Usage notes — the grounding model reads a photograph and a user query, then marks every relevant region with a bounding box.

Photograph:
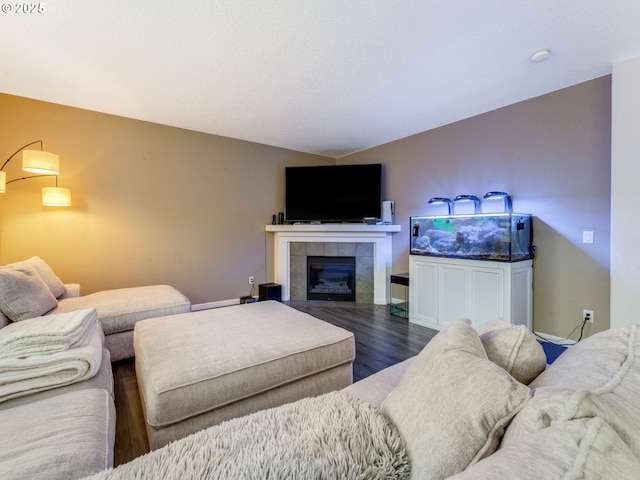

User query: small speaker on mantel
[382,200,395,224]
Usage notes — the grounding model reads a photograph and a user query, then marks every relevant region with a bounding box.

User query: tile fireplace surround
[265,224,402,305]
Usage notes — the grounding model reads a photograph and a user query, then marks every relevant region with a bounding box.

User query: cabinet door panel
[511,265,533,327]
[470,268,504,328]
[410,261,437,326]
[439,265,467,327]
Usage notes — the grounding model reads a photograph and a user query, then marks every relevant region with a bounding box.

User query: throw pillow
[502,324,640,458]
[381,319,531,480]
[477,319,546,384]
[449,417,640,480]
[0,265,58,322]
[8,256,66,299]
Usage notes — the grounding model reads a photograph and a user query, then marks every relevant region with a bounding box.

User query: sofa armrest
[59,284,82,299]
[342,357,415,408]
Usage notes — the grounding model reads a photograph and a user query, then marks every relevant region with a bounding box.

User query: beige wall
[0,94,331,303]
[341,76,612,338]
[1,76,612,338]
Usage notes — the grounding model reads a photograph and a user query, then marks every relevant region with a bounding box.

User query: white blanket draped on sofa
[0,308,103,403]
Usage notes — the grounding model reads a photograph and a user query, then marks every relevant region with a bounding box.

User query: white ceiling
[2,1,640,158]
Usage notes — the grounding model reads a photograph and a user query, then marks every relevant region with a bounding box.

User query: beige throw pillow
[0,265,58,322]
[381,319,531,480]
[9,256,66,299]
[478,319,547,384]
[502,324,640,458]
[449,417,640,480]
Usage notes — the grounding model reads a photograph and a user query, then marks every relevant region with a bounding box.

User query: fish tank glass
[410,213,533,262]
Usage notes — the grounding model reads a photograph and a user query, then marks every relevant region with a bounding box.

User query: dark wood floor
[112,301,437,466]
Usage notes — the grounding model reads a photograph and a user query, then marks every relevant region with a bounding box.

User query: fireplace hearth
[307,256,356,302]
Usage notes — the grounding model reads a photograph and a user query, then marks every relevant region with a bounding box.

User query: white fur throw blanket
[0,308,102,402]
[85,391,411,480]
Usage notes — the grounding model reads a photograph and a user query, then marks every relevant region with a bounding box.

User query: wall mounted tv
[285,163,383,223]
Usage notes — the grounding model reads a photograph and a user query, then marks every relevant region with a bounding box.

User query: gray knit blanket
[85,391,410,480]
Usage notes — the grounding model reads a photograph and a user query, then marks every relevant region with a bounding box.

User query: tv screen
[285,164,382,223]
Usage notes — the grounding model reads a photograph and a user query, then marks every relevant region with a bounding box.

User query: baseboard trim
[191,298,241,311]
[534,331,577,346]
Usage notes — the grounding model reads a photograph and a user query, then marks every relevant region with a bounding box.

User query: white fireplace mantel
[265,224,402,305]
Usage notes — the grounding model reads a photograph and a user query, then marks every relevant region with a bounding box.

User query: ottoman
[134,301,355,449]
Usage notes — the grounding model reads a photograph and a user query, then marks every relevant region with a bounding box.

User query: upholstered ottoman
[134,300,355,449]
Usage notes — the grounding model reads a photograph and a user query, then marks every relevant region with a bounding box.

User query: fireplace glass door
[307,256,356,301]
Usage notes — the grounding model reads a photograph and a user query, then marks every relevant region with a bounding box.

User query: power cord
[535,313,590,346]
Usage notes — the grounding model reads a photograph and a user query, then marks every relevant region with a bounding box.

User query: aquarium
[410,213,533,262]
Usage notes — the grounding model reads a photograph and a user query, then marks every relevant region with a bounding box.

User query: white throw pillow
[478,319,547,384]
[8,256,66,299]
[0,265,58,322]
[381,319,531,479]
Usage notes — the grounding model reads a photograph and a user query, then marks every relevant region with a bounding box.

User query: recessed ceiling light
[530,48,551,63]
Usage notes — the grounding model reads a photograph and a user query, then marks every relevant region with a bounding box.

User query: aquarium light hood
[428,197,454,214]
[483,191,513,213]
[453,194,481,213]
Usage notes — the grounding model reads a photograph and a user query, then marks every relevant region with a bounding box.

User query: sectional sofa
[2,256,639,479]
[82,318,640,480]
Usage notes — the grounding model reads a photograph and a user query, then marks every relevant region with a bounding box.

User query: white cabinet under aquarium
[409,256,533,331]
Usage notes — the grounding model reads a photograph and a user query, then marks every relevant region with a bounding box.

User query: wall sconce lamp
[453,195,482,213]
[0,140,71,206]
[428,197,454,215]
[483,191,513,213]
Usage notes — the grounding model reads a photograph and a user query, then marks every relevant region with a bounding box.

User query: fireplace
[307,256,356,302]
[265,223,401,304]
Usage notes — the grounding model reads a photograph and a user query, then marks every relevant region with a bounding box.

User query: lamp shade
[0,171,5,193]
[22,150,60,175]
[42,187,71,206]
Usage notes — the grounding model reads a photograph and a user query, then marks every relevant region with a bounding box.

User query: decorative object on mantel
[0,140,71,206]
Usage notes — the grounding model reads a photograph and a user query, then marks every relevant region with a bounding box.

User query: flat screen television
[285,163,382,223]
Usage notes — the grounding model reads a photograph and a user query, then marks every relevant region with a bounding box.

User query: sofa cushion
[502,324,640,458]
[9,256,66,299]
[0,265,58,322]
[0,388,115,480]
[381,319,531,480]
[50,285,191,335]
[477,319,547,384]
[449,417,640,480]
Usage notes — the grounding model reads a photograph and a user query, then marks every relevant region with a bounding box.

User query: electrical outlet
[583,309,594,324]
[249,276,255,285]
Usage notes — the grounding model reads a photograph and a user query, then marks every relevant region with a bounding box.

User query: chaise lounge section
[0,256,191,361]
